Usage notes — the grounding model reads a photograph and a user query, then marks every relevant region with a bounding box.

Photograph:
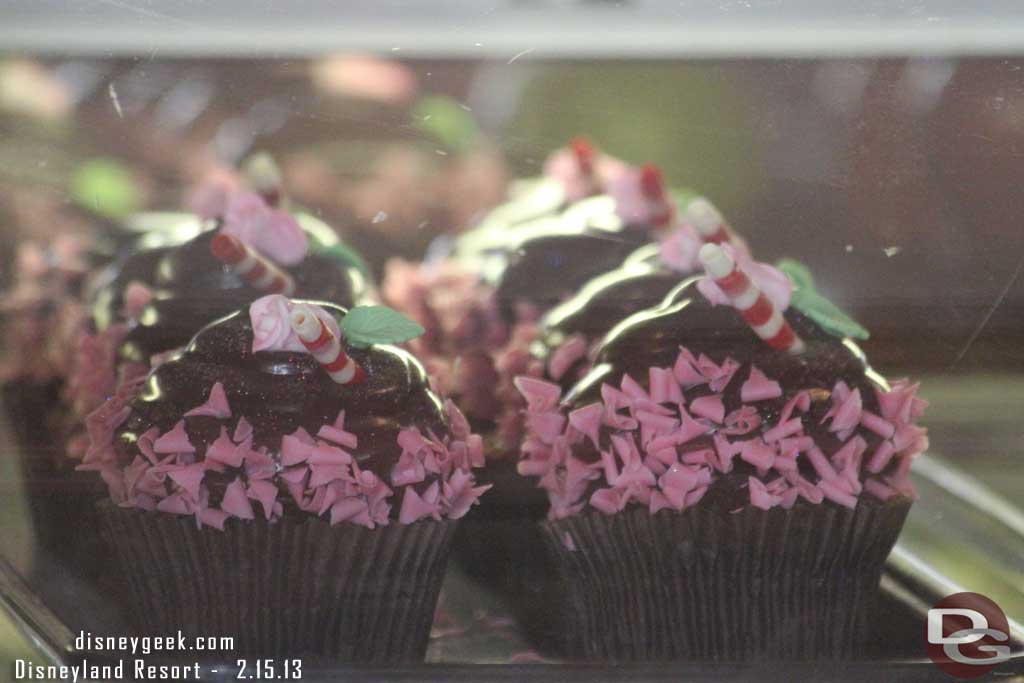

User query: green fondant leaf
[340,305,425,348]
[776,258,816,291]
[314,242,372,280]
[776,258,870,340]
[71,158,142,219]
[670,187,701,212]
[413,96,480,154]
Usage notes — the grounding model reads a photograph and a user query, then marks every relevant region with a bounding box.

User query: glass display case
[1,2,1022,681]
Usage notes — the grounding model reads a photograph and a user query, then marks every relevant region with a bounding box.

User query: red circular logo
[927,592,1012,678]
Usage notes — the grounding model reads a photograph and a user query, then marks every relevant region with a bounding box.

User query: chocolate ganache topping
[483,196,665,322]
[577,277,880,405]
[117,302,444,475]
[539,244,682,358]
[82,300,488,527]
[117,229,366,365]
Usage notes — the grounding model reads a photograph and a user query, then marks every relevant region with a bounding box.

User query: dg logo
[927,592,1013,678]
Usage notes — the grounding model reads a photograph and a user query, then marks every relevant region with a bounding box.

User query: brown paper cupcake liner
[543,496,912,661]
[98,502,457,663]
[3,380,107,574]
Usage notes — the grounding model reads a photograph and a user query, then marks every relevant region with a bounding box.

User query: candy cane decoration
[210,233,295,295]
[686,197,735,246]
[639,163,674,227]
[570,137,596,176]
[699,243,805,354]
[289,304,366,385]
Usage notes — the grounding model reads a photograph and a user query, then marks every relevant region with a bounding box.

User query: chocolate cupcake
[67,163,371,457]
[515,244,928,660]
[384,140,679,461]
[82,297,488,661]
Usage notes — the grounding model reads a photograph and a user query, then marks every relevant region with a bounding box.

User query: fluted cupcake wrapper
[543,497,912,662]
[98,503,457,663]
[3,380,108,576]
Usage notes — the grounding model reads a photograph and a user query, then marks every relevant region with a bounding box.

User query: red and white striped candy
[570,137,596,175]
[639,163,674,227]
[289,304,366,385]
[210,233,295,295]
[686,197,735,246]
[699,243,806,354]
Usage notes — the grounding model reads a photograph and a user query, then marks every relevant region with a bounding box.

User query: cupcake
[515,243,928,660]
[82,296,489,661]
[67,157,372,457]
[384,139,679,463]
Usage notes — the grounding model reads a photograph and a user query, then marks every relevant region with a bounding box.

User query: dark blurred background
[2,55,1022,374]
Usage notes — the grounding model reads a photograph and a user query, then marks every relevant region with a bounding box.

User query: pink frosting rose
[249,295,340,353]
[222,191,308,266]
[186,167,242,220]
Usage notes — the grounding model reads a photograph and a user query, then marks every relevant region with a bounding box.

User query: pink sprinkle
[590,487,627,514]
[740,439,776,471]
[527,411,567,443]
[514,376,562,411]
[620,373,649,401]
[569,403,603,447]
[684,485,708,507]
[279,466,308,484]
[826,387,863,433]
[167,464,205,500]
[317,425,358,449]
[676,407,712,445]
[309,464,348,488]
[206,428,244,468]
[779,391,811,424]
[867,440,897,473]
[785,471,825,504]
[864,477,898,500]
[233,416,254,443]
[749,477,780,510]
[397,428,426,454]
[548,334,588,381]
[740,366,782,402]
[561,532,577,551]
[331,497,372,527]
[391,451,426,486]
[444,400,471,440]
[647,366,676,404]
[157,494,193,515]
[689,394,724,423]
[399,485,442,524]
[706,357,740,393]
[153,420,195,454]
[819,479,858,509]
[184,382,232,419]
[763,418,803,443]
[860,410,896,439]
[199,508,230,531]
[712,433,740,473]
[122,280,154,319]
[779,487,799,509]
[310,443,352,466]
[137,427,161,465]
[247,480,279,520]
[806,445,839,480]
[280,433,315,466]
[673,348,706,387]
[681,448,715,466]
